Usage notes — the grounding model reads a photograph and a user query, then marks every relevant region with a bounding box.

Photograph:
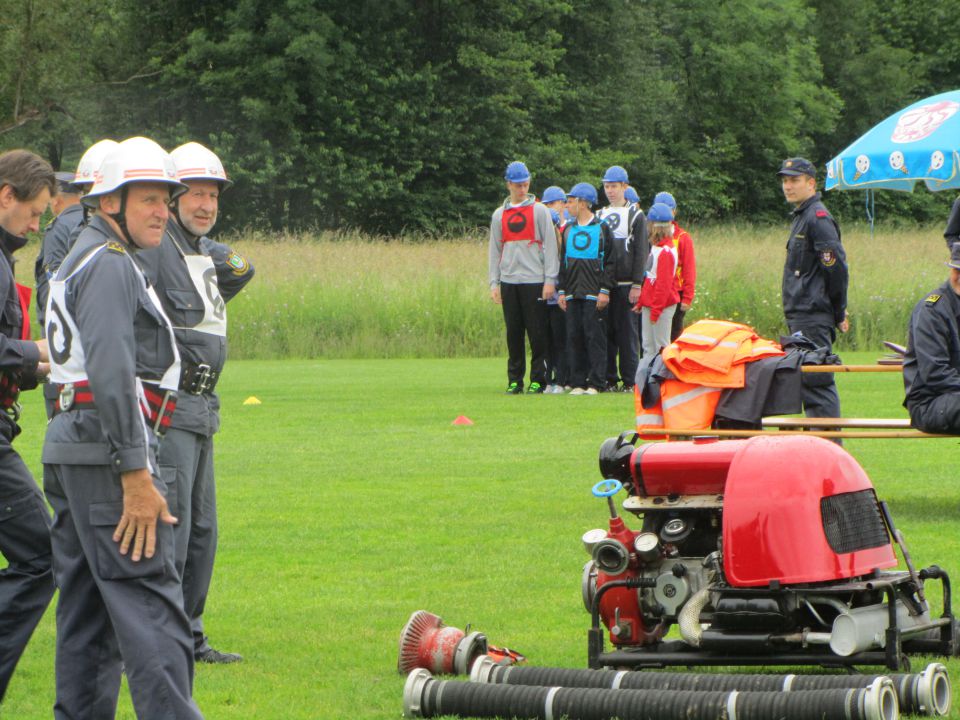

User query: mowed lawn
[3,354,960,718]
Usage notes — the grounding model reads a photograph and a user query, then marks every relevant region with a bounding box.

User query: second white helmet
[73,139,119,188]
[170,142,232,189]
[82,137,186,208]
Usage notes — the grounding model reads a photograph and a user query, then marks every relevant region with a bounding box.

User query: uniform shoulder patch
[815,209,829,218]
[105,241,126,255]
[819,250,837,267]
[925,293,941,305]
[226,252,249,275]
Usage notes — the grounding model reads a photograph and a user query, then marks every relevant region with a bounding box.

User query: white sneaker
[547,384,560,394]
[569,387,586,395]
[585,387,599,395]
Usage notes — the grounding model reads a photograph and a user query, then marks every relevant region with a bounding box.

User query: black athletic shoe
[505,382,523,394]
[196,647,243,664]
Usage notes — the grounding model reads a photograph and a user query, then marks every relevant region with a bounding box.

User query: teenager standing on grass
[778,157,848,419]
[0,149,55,704]
[638,202,680,358]
[488,161,558,394]
[42,137,204,719]
[137,142,254,665]
[651,191,697,341]
[596,166,646,392]
[558,183,615,395]
[540,185,568,393]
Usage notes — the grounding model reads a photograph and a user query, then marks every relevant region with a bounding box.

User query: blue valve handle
[592,479,623,498]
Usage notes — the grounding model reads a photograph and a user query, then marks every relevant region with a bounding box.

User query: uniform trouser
[0,424,54,702]
[670,303,687,341]
[545,304,568,386]
[909,394,960,434]
[500,282,547,386]
[43,462,203,720]
[641,305,677,359]
[566,299,607,390]
[786,319,842,418]
[606,285,640,387]
[159,427,218,654]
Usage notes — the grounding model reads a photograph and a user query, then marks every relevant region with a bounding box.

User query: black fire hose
[403,668,899,720]
[470,656,951,716]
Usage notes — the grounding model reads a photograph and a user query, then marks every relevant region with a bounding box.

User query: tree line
[1,0,957,234]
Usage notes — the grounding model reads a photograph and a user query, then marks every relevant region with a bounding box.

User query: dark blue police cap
[777,157,817,178]
[55,171,79,194]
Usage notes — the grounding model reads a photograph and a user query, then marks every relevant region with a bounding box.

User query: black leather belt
[180,363,220,395]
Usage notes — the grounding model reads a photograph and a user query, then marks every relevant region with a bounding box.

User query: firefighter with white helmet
[42,136,205,719]
[137,140,253,665]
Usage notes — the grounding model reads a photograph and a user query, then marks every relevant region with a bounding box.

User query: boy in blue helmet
[539,185,568,392]
[558,183,616,394]
[489,161,559,393]
[596,166,647,392]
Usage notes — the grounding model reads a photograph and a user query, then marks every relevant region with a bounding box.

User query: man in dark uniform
[0,149,55,703]
[778,157,849,418]
[137,141,254,664]
[42,136,204,719]
[35,171,84,418]
[903,243,960,433]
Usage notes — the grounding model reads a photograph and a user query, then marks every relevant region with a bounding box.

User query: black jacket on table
[136,220,254,436]
[903,282,960,411]
[557,216,617,301]
[781,193,848,327]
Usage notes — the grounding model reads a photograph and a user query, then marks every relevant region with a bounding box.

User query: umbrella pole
[865,188,875,237]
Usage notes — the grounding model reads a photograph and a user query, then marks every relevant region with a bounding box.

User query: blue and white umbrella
[825,89,960,192]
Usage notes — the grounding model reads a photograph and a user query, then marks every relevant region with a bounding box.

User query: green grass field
[3,354,960,718]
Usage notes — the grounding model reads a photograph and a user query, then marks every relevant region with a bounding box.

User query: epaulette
[925,293,941,305]
[105,241,126,254]
[815,209,829,219]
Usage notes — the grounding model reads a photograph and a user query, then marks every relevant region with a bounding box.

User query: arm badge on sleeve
[227,252,249,275]
[819,250,836,267]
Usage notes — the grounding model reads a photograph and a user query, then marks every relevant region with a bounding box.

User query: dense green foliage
[6,356,960,718]
[2,0,959,231]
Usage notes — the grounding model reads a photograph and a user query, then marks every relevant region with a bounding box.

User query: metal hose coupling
[914,663,952,716]
[862,678,900,720]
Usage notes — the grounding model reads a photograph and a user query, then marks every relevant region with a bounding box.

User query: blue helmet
[647,202,674,223]
[653,191,676,209]
[567,182,598,206]
[602,165,629,183]
[624,186,640,204]
[541,185,566,204]
[504,161,531,183]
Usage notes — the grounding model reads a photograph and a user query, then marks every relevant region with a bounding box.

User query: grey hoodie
[488,195,559,287]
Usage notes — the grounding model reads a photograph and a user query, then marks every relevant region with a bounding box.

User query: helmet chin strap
[106,185,134,246]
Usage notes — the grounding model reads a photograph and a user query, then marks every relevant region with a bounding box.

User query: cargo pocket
[89,501,168,580]
[0,491,52,562]
[159,464,181,521]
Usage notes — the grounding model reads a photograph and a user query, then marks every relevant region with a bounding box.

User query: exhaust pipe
[470,656,950,716]
[405,669,899,720]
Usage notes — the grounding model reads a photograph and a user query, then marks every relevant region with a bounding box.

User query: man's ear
[0,184,15,209]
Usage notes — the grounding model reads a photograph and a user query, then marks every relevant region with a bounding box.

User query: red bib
[501,205,537,243]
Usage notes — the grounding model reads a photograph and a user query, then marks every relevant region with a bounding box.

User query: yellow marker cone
[243,396,262,405]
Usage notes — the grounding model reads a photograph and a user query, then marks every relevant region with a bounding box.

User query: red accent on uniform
[671,223,697,306]
[501,205,537,243]
[15,283,31,340]
[815,209,828,218]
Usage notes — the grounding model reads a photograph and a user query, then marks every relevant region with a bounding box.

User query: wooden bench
[761,417,911,430]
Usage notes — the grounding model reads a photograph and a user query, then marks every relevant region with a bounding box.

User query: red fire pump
[583,433,958,670]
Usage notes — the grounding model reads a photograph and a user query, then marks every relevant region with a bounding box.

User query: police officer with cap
[903,243,960,433]
[42,136,204,719]
[0,149,55,703]
[778,157,849,419]
[137,141,254,664]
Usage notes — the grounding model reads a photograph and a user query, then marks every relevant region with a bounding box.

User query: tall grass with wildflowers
[198,223,950,359]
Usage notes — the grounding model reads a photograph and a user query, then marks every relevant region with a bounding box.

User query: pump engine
[582,433,958,670]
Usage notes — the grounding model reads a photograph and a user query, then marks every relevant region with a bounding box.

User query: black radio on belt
[180,363,220,395]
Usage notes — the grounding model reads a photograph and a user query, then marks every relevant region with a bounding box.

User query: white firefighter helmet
[170,141,232,189]
[72,139,119,188]
[81,137,187,208]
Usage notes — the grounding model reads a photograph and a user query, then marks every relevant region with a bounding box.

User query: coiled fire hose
[469,656,950,717]
[403,668,899,720]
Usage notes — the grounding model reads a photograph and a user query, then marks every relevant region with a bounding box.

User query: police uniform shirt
[136,220,254,437]
[35,203,85,330]
[782,193,848,325]
[903,282,960,410]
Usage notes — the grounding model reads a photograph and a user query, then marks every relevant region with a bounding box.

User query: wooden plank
[635,428,950,439]
[762,417,912,429]
[802,364,901,373]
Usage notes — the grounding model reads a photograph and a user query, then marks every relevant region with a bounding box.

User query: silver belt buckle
[59,383,75,411]
[195,363,213,394]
